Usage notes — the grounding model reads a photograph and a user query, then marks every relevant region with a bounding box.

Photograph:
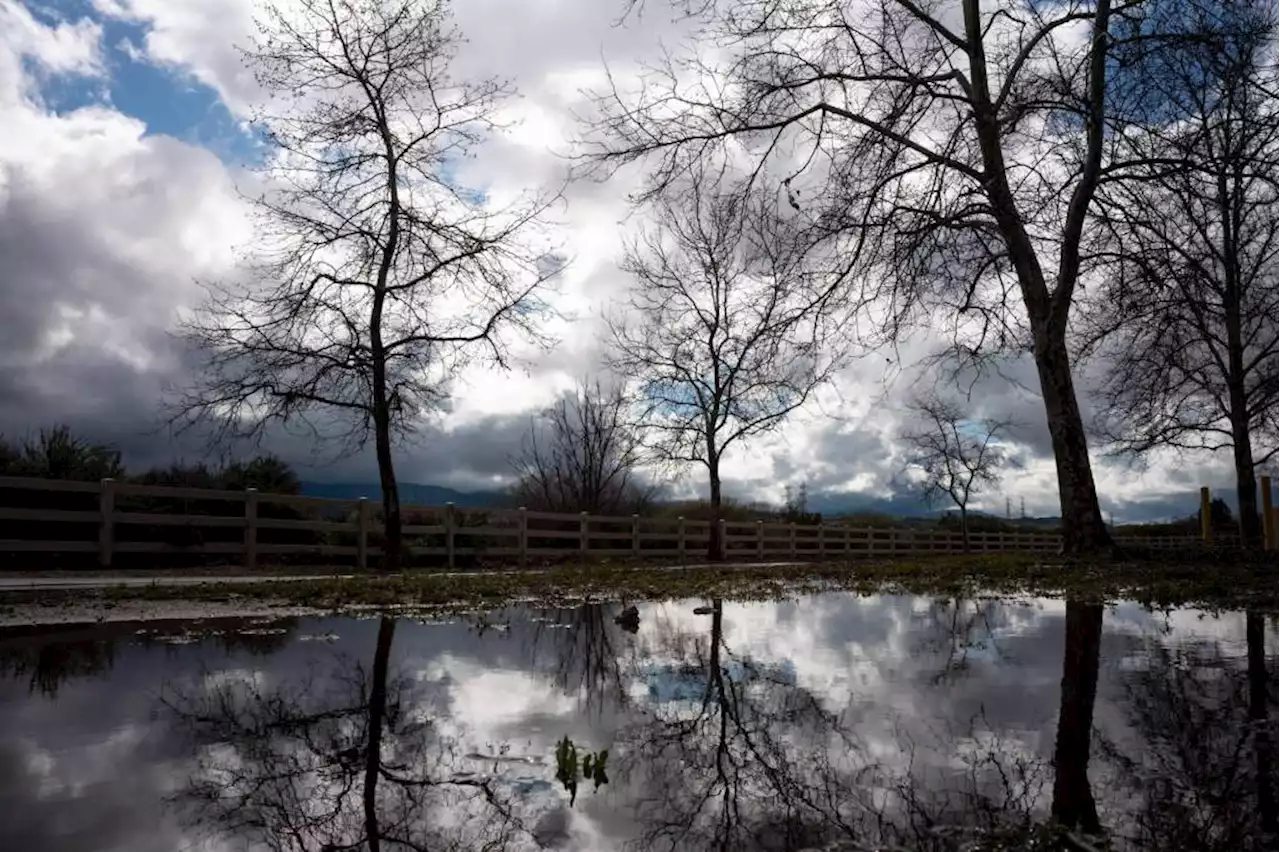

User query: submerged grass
[0,553,1274,615]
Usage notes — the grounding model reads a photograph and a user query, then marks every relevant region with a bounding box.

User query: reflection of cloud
[201,668,266,693]
[635,658,798,704]
[420,655,579,745]
[0,601,1273,852]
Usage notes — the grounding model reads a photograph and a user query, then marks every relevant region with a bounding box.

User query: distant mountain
[301,481,511,509]
[806,490,937,518]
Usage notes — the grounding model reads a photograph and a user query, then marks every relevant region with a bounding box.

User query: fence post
[756,520,764,559]
[1200,486,1212,542]
[445,502,456,570]
[632,514,641,558]
[244,487,259,570]
[519,507,528,568]
[580,511,589,561]
[678,516,686,564]
[1261,476,1274,551]
[817,523,825,559]
[889,527,896,556]
[789,522,796,558]
[718,519,727,560]
[356,497,369,571]
[98,477,115,568]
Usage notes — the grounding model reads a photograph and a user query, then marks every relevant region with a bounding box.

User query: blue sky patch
[21,0,264,166]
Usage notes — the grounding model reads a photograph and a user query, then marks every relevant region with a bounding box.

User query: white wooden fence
[0,475,1203,570]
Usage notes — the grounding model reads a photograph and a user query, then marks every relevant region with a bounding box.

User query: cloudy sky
[0,0,1262,523]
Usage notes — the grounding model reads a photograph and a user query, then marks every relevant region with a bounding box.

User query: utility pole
[1006,497,1012,520]
[1020,497,1026,520]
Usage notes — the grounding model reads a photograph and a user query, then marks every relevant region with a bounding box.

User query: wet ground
[0,592,1275,851]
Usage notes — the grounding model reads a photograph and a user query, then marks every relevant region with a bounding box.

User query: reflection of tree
[621,600,845,851]
[0,619,304,700]
[1246,613,1277,843]
[913,598,1006,685]
[1050,602,1103,834]
[620,601,1049,852]
[1098,612,1277,851]
[0,633,116,698]
[532,603,629,717]
[164,617,534,852]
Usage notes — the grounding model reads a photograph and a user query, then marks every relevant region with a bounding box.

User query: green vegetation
[0,424,301,493]
[0,426,126,481]
[554,736,609,807]
[2,554,1272,615]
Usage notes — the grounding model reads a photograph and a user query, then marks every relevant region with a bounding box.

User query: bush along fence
[0,475,1269,571]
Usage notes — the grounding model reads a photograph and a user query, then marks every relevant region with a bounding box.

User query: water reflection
[530,603,630,718]
[1050,602,1103,833]
[0,618,297,698]
[1097,610,1277,850]
[162,616,541,851]
[0,594,1273,852]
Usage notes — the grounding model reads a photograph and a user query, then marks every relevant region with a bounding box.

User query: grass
[0,553,1274,615]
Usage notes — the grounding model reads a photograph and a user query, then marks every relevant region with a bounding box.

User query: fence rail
[0,475,1217,571]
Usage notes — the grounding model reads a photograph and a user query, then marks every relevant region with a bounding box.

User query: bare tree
[510,379,654,514]
[900,393,1012,551]
[582,0,1180,555]
[173,0,561,570]
[607,176,842,560]
[1083,0,1278,548]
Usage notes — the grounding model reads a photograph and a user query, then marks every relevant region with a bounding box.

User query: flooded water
[0,593,1275,851]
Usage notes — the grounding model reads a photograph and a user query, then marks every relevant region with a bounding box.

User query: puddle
[0,592,1274,850]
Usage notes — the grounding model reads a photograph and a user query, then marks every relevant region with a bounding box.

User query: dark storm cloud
[804,420,896,486]
[0,342,191,466]
[370,412,536,489]
[1103,481,1280,525]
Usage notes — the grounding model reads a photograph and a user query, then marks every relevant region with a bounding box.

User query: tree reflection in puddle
[161,617,544,851]
[615,598,1067,851]
[1,595,1273,852]
[1097,610,1277,851]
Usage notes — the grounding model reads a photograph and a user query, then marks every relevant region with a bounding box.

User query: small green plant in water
[554,736,609,806]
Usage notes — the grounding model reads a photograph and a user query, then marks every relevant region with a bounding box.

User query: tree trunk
[1034,333,1112,556]
[371,115,403,573]
[1051,601,1103,834]
[1246,612,1276,841]
[1220,154,1262,550]
[1226,297,1261,548]
[708,459,724,562]
[363,616,396,852]
[962,0,1112,558]
[372,399,402,573]
[1233,433,1262,549]
[959,507,970,553]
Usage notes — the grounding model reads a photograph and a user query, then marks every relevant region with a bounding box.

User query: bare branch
[170,0,562,568]
[1081,0,1278,545]
[509,378,658,514]
[606,169,847,557]
[580,0,1142,552]
[900,390,1014,550]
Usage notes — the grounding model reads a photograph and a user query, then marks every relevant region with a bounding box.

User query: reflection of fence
[0,475,1225,571]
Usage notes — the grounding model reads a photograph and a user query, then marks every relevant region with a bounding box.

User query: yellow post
[1271,509,1279,553]
[1261,476,1275,551]
[1200,487,1212,542]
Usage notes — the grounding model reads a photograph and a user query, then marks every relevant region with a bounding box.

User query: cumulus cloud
[0,0,1247,523]
[92,0,260,114]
